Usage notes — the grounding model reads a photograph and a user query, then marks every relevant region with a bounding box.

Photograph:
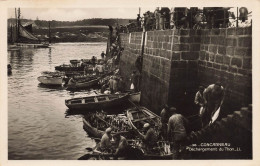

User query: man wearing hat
[100,127,113,152]
[113,134,128,159]
[202,82,224,126]
[194,86,205,117]
[160,104,172,139]
[167,107,188,159]
[141,123,158,152]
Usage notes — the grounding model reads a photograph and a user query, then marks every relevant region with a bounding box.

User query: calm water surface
[8,42,107,159]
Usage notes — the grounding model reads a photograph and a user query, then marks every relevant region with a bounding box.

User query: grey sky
[8,8,155,21]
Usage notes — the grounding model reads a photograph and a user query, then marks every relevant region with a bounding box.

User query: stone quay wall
[119,27,252,115]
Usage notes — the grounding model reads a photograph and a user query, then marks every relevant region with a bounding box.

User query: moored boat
[66,75,100,90]
[82,112,132,139]
[37,76,64,86]
[78,139,172,160]
[65,93,129,111]
[55,64,85,72]
[128,91,141,103]
[126,106,162,139]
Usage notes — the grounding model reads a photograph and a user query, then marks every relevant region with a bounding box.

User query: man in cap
[113,134,128,159]
[101,51,105,59]
[160,104,172,139]
[167,107,188,159]
[141,123,158,152]
[99,127,113,152]
[202,82,224,126]
[194,86,205,117]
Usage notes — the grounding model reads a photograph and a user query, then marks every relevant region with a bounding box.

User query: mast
[48,21,51,43]
[15,8,18,42]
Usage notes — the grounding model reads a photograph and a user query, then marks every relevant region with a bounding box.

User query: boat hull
[55,65,85,72]
[82,117,104,138]
[65,94,129,111]
[37,76,63,85]
[128,92,141,103]
[67,78,99,90]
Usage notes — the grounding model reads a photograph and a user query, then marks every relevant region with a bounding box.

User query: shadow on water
[37,83,65,90]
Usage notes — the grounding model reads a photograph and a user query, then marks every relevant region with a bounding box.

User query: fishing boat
[66,75,100,90]
[55,64,85,72]
[65,93,129,111]
[126,106,162,139]
[128,91,141,103]
[78,139,172,160]
[82,112,132,139]
[8,8,49,48]
[37,76,64,86]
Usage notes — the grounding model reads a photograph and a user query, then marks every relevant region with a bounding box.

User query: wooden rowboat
[66,76,100,90]
[128,91,141,103]
[55,64,85,72]
[78,140,172,160]
[65,93,129,111]
[82,113,132,139]
[37,76,64,86]
[126,106,162,139]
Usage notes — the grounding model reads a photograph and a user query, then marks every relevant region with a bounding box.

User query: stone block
[193,36,201,43]
[215,54,223,63]
[172,61,187,68]
[172,52,181,60]
[180,29,189,35]
[244,27,252,35]
[209,53,215,62]
[236,28,244,35]
[190,44,200,51]
[211,29,220,35]
[238,37,252,47]
[174,29,180,35]
[210,36,218,44]
[243,57,252,69]
[209,45,217,54]
[196,29,202,35]
[238,68,248,75]
[207,61,213,67]
[188,61,198,69]
[221,64,228,71]
[234,47,252,57]
[213,63,221,69]
[180,44,190,51]
[199,51,206,60]
[220,29,227,36]
[172,44,181,51]
[173,36,180,43]
[226,47,234,56]
[190,29,196,36]
[203,37,211,44]
[227,28,236,35]
[218,46,226,55]
[180,36,191,43]
[181,52,199,60]
[226,37,237,46]
[231,57,242,68]
[205,52,210,61]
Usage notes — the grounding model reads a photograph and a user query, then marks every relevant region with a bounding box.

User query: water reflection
[8,42,107,159]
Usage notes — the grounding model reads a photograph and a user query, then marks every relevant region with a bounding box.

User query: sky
[8,7,252,22]
[7,8,155,21]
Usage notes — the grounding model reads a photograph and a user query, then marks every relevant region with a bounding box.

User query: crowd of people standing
[117,7,251,33]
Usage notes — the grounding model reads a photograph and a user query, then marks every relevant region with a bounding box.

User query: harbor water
[8,42,107,159]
